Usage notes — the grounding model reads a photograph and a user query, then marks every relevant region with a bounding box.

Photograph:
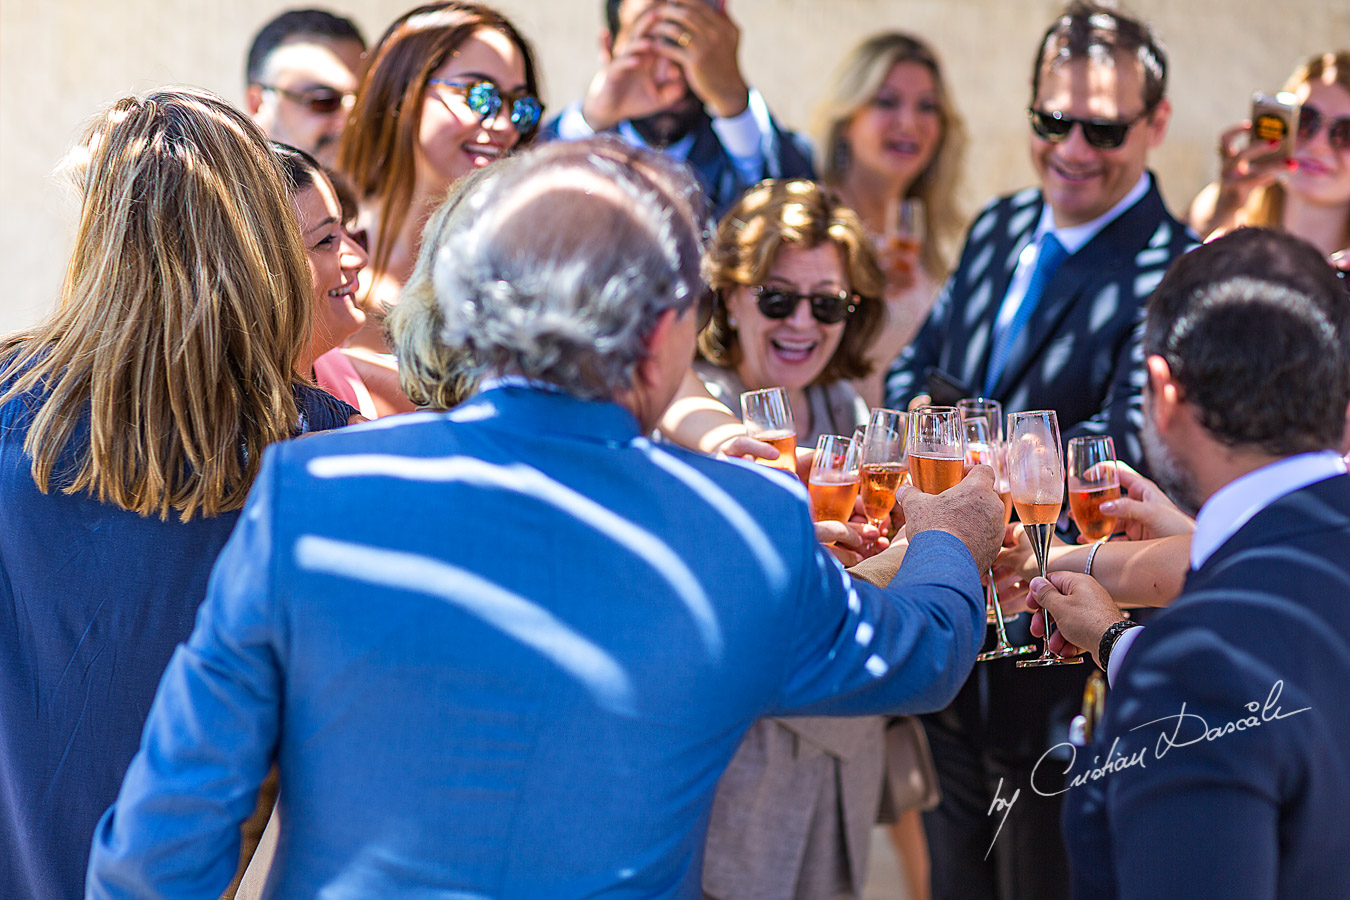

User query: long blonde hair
[0,88,313,520]
[1246,52,1350,235]
[815,32,966,278]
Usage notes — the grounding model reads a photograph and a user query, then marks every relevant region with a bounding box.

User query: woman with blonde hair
[0,88,353,900]
[1189,51,1350,258]
[816,32,967,407]
[337,0,542,415]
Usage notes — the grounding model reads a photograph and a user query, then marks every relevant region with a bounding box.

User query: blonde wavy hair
[699,179,884,385]
[815,32,966,278]
[0,88,313,520]
[1245,52,1350,235]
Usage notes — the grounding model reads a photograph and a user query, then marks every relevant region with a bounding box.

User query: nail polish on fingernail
[1286,158,1299,171]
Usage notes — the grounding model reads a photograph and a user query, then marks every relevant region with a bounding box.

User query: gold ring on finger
[677,30,692,47]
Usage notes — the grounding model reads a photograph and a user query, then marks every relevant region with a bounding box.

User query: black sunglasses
[751,285,856,325]
[428,78,544,135]
[258,84,353,115]
[1027,106,1152,150]
[1297,104,1350,152]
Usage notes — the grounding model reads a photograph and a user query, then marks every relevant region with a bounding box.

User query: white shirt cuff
[556,102,597,141]
[1106,624,1145,687]
[710,88,771,164]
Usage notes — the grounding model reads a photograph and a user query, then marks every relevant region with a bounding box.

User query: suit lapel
[987,181,1165,397]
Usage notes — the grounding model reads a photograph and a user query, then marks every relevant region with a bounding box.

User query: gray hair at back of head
[430,137,709,400]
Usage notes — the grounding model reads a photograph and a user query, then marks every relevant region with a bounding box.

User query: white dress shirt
[1106,450,1349,684]
[555,89,773,188]
[990,173,1152,351]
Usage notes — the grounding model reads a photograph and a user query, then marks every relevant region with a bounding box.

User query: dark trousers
[920,618,1090,900]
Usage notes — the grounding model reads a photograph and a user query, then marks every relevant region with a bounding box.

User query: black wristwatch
[1098,620,1143,672]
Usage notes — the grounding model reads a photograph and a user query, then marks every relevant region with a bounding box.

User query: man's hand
[816,519,885,567]
[581,5,689,131]
[647,0,749,118]
[1026,572,1124,666]
[1096,462,1195,542]
[900,465,1004,573]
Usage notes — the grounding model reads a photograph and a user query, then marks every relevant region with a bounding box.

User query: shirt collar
[464,381,642,446]
[1034,172,1151,255]
[1190,450,1348,569]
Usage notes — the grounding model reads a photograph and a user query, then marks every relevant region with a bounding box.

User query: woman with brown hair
[816,32,968,407]
[337,1,542,415]
[0,88,353,900]
[1189,52,1350,258]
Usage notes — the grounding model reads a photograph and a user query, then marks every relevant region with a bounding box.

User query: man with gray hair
[87,138,1003,898]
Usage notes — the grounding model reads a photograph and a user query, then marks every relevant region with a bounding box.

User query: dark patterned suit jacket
[886,174,1196,471]
[1064,473,1350,898]
[539,105,815,218]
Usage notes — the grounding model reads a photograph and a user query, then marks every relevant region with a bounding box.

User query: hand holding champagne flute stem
[1008,409,1082,668]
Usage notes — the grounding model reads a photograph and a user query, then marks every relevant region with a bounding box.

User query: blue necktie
[984,233,1069,395]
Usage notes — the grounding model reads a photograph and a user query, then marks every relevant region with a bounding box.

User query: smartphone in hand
[1249,91,1299,165]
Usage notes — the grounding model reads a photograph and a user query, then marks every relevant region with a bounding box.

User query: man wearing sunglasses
[886,4,1197,899]
[245,8,366,169]
[540,0,813,215]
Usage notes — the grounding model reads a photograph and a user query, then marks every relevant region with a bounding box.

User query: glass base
[1017,654,1085,667]
[978,643,1036,662]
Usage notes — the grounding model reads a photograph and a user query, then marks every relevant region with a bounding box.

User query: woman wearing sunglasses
[336,1,541,416]
[691,179,883,456]
[1189,51,1350,258]
[816,32,967,408]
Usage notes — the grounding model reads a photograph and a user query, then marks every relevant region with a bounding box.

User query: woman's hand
[1096,462,1195,542]
[816,519,887,567]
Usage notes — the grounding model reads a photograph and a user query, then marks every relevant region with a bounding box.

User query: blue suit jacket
[885,174,1195,472]
[538,106,815,217]
[0,383,353,900]
[86,386,984,899]
[1063,474,1350,898]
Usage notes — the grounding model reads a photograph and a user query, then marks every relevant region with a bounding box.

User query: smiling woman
[691,179,883,442]
[335,1,541,416]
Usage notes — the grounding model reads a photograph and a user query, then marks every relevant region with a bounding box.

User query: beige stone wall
[3,0,1347,333]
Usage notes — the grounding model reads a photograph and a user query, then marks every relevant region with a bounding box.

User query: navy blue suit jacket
[539,106,815,217]
[886,175,1195,471]
[1064,473,1350,898]
[87,386,984,899]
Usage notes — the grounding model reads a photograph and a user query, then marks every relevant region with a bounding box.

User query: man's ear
[245,83,265,116]
[634,307,680,387]
[1145,97,1171,149]
[599,27,614,62]
[1145,354,1180,431]
[1339,399,1350,458]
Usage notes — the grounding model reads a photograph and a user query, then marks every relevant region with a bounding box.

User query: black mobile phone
[925,367,972,407]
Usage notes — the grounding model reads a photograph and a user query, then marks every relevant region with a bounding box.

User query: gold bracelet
[1084,537,1110,576]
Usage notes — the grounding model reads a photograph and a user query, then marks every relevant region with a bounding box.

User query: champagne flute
[860,409,908,529]
[907,407,964,495]
[958,397,1004,442]
[965,417,1035,661]
[1008,410,1083,668]
[1067,436,1121,541]
[896,198,926,250]
[740,387,796,473]
[808,435,862,523]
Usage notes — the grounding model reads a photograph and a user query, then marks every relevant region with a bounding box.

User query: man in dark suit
[1025,227,1350,897]
[539,0,814,215]
[885,4,1195,897]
